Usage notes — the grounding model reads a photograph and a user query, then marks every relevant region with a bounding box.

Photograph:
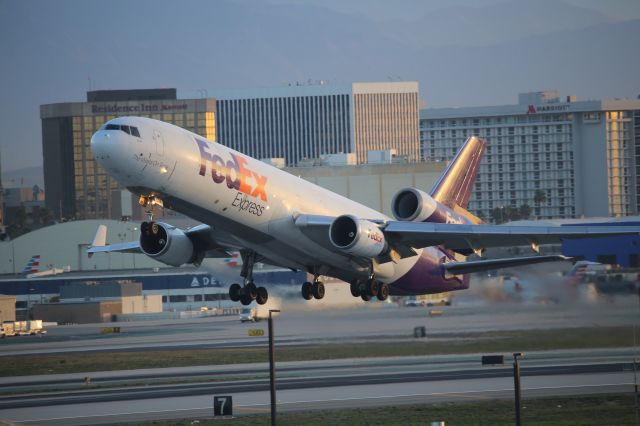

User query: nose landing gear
[228,250,269,305]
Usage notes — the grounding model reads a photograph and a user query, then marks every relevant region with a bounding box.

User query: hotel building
[420,91,640,220]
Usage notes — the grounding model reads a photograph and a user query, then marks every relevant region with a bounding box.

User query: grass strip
[117,394,637,426]
[3,326,636,377]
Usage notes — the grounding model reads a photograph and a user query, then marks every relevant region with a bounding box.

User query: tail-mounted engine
[140,221,195,266]
[391,187,438,222]
[329,215,387,258]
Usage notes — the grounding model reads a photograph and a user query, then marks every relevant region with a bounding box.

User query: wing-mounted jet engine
[329,215,388,257]
[391,188,438,222]
[139,221,196,267]
[328,214,394,302]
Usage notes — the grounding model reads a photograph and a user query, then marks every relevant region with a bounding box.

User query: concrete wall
[120,295,163,314]
[0,296,16,322]
[574,115,609,217]
[32,301,122,324]
[288,162,445,217]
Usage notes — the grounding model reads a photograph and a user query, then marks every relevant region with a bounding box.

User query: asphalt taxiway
[1,297,638,357]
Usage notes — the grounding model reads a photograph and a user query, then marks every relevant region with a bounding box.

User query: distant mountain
[2,166,44,189]
[411,18,640,107]
[380,0,613,48]
[1,0,639,174]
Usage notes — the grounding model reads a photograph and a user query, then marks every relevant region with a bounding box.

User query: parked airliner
[88,117,638,305]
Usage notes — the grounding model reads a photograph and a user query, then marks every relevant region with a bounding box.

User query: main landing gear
[350,277,389,302]
[228,250,269,306]
[301,276,325,301]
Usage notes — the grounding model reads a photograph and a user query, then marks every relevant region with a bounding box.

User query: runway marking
[14,382,632,423]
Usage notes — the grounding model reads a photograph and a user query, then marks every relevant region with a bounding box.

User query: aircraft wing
[382,221,640,254]
[87,224,231,259]
[87,241,141,256]
[442,255,569,275]
[295,214,640,257]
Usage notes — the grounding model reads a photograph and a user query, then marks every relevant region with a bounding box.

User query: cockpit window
[102,123,141,137]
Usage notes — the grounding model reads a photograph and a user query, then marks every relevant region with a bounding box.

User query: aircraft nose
[90,127,132,173]
[90,130,111,161]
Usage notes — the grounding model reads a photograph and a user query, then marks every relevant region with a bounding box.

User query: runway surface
[1,346,638,424]
[1,297,638,356]
[1,370,633,425]
[0,296,638,424]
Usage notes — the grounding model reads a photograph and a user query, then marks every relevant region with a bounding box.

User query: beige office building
[421,91,640,220]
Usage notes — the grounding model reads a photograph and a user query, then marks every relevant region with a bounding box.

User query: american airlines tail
[430,136,485,214]
[22,255,41,275]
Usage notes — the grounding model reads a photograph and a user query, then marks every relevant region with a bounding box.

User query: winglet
[89,225,107,258]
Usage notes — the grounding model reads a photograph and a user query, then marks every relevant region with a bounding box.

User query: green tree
[37,207,54,226]
[490,206,510,224]
[534,190,547,205]
[518,204,532,220]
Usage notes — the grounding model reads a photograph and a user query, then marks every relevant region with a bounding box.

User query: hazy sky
[1,0,639,178]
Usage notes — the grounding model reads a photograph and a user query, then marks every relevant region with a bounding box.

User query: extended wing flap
[444,254,570,275]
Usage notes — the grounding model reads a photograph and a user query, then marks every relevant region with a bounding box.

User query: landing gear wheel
[376,283,389,301]
[256,287,269,305]
[366,279,379,297]
[301,281,313,300]
[361,293,371,302]
[350,280,361,297]
[312,281,325,299]
[245,282,258,299]
[240,293,253,305]
[229,283,242,302]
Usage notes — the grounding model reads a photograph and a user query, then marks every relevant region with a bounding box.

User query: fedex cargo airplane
[88,117,638,306]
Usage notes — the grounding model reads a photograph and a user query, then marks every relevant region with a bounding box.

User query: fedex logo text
[369,231,383,244]
[196,138,268,202]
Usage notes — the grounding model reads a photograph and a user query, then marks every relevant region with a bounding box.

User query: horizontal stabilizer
[444,255,570,275]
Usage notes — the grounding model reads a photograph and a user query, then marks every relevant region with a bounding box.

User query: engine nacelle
[391,187,438,222]
[329,215,387,258]
[139,221,195,267]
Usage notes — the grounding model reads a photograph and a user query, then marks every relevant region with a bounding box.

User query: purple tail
[430,136,486,210]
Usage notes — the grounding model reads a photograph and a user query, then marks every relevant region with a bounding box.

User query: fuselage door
[153,129,165,156]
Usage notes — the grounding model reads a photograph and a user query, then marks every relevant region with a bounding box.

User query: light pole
[27,287,34,320]
[513,352,524,426]
[130,226,138,269]
[268,309,280,426]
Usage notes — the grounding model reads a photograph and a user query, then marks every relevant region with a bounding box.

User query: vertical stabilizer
[430,136,486,210]
[22,255,41,274]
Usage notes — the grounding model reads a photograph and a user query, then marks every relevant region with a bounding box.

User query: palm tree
[534,190,547,205]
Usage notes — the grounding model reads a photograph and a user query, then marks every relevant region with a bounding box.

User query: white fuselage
[91,117,424,284]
